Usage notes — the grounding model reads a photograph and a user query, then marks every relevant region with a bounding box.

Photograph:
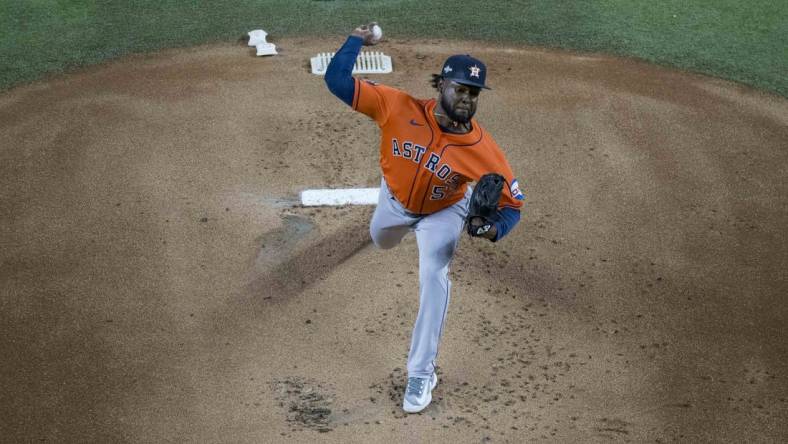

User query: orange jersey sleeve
[351,78,406,126]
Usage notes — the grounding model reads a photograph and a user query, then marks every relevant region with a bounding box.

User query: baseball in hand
[371,24,383,43]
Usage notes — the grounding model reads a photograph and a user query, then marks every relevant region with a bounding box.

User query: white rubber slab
[301,188,380,206]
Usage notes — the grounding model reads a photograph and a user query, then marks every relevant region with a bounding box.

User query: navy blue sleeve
[492,207,521,242]
[325,36,363,106]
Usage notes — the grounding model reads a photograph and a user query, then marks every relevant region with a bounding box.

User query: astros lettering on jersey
[352,79,524,215]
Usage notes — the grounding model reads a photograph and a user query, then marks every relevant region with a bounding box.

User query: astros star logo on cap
[469,65,481,78]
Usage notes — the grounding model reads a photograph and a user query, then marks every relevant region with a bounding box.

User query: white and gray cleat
[402,373,438,413]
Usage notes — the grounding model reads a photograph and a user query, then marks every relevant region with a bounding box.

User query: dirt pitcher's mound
[1,37,786,443]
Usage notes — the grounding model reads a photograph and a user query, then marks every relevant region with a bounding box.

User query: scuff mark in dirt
[271,377,336,433]
[594,417,632,438]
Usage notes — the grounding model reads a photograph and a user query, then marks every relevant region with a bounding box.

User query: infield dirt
[1,37,786,442]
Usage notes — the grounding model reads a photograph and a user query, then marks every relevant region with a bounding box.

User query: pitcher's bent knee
[370,227,402,250]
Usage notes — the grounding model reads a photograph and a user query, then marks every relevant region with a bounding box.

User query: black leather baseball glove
[465,173,504,237]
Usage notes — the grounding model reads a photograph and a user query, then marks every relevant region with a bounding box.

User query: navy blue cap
[440,54,491,90]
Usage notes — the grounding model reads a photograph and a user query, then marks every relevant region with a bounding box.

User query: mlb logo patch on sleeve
[511,179,525,200]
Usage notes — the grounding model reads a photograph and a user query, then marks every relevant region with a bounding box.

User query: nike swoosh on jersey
[409,119,424,126]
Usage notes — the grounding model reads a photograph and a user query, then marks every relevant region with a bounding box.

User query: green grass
[1,0,785,96]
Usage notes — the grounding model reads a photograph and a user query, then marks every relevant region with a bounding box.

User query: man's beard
[441,94,473,124]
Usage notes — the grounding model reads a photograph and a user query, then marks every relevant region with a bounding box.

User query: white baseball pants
[370,178,470,378]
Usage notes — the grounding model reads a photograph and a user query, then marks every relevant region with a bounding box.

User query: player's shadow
[247,212,371,310]
[203,209,373,351]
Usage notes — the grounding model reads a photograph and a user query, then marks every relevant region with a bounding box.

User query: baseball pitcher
[324,22,525,413]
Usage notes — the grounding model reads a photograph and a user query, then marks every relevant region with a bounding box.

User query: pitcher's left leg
[406,201,467,378]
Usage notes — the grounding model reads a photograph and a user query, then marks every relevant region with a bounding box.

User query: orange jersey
[352,78,524,215]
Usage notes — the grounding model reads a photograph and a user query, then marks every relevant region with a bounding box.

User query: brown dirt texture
[1,37,787,443]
